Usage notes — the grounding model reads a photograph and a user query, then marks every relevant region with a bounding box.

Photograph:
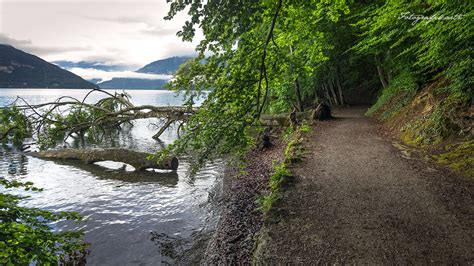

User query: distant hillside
[97,78,168,89]
[96,56,191,90]
[0,45,98,89]
[53,60,128,72]
[136,56,191,74]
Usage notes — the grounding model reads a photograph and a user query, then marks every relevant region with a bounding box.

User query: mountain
[53,60,128,72]
[95,56,192,90]
[136,56,191,74]
[0,45,97,89]
[97,78,168,89]
[88,78,102,84]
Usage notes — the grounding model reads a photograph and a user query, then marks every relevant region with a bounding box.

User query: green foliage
[1,91,137,150]
[400,90,470,146]
[258,124,309,213]
[0,177,88,265]
[299,123,312,134]
[258,162,291,213]
[258,192,281,214]
[269,162,292,191]
[163,0,472,168]
[357,0,473,120]
[0,107,31,147]
[161,0,351,168]
[366,71,418,119]
[401,106,448,145]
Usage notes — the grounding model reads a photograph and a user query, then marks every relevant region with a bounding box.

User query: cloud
[0,33,32,47]
[73,14,150,25]
[140,26,178,36]
[0,0,203,67]
[0,33,89,56]
[67,67,173,82]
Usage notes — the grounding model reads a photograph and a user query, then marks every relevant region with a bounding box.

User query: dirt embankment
[203,136,285,263]
[255,107,474,264]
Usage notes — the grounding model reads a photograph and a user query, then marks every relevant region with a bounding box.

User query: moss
[399,91,468,146]
[436,141,474,178]
[284,130,304,163]
[400,112,447,146]
[369,76,472,178]
[258,124,306,214]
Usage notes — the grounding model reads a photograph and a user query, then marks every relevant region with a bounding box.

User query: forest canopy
[0,0,472,166]
[160,0,472,165]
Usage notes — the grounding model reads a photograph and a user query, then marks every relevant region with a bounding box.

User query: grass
[258,122,310,213]
[258,162,291,213]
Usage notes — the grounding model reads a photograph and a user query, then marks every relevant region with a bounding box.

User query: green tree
[161,0,350,167]
[0,177,88,265]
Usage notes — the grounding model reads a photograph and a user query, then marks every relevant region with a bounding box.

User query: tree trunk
[312,102,332,121]
[294,77,304,112]
[386,50,392,83]
[328,79,340,106]
[289,45,304,112]
[335,74,344,106]
[322,83,333,105]
[29,148,179,171]
[260,112,309,127]
[375,54,388,89]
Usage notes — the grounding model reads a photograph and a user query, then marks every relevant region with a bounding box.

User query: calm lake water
[0,89,221,265]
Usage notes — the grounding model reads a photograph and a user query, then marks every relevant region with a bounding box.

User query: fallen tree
[0,89,197,148]
[260,111,312,127]
[29,148,179,171]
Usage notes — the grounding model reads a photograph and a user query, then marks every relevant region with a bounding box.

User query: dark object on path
[28,148,178,171]
[259,127,273,150]
[312,102,332,120]
[290,108,300,128]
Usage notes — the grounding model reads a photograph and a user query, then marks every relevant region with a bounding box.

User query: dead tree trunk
[312,102,332,120]
[29,148,179,171]
[152,118,175,140]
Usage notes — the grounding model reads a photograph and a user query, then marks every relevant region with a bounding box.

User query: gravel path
[258,107,474,264]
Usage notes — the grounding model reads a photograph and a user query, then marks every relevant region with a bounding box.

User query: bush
[0,177,88,265]
[366,71,417,119]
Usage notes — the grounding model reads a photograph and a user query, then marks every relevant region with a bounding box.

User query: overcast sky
[0,0,202,74]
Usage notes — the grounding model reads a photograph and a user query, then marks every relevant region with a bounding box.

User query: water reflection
[0,149,29,176]
[0,89,220,265]
[53,159,179,186]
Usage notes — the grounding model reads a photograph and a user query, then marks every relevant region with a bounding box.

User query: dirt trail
[258,107,473,264]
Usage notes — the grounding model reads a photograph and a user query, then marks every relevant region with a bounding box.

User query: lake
[0,89,220,265]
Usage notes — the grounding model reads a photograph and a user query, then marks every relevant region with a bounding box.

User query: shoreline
[199,135,285,263]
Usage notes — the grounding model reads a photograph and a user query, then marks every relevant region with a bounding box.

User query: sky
[0,0,202,81]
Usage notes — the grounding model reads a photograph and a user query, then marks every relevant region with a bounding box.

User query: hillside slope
[367,78,473,177]
[0,45,97,89]
[136,56,191,74]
